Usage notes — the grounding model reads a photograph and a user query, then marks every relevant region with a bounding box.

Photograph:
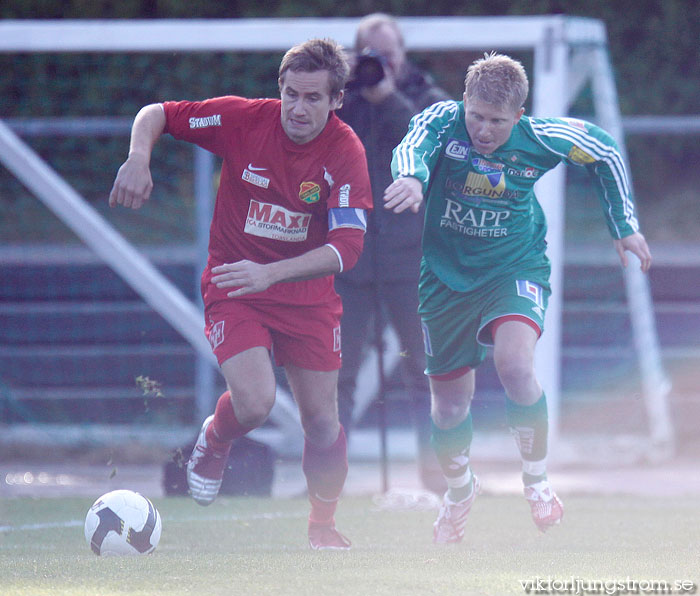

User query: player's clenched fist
[109,153,153,210]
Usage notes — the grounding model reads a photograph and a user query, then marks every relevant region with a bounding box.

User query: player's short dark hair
[279,38,350,98]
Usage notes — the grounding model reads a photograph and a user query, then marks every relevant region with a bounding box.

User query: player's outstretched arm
[614,232,652,273]
[212,245,342,298]
[109,104,166,210]
[383,176,424,214]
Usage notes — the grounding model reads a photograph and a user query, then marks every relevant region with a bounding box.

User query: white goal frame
[0,16,672,461]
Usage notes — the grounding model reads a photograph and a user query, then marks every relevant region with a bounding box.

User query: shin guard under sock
[205,391,251,451]
[430,413,474,502]
[303,426,348,525]
[506,393,549,486]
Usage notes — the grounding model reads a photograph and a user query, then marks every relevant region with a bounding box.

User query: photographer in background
[336,13,450,493]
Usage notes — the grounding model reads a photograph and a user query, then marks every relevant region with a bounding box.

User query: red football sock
[205,391,250,451]
[303,426,348,526]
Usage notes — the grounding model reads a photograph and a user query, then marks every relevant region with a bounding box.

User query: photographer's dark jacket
[336,61,450,283]
[399,61,450,113]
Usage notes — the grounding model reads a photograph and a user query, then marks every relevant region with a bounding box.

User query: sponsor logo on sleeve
[244,200,311,242]
[299,181,321,204]
[189,115,222,129]
[567,145,595,165]
[445,138,471,161]
[338,184,350,208]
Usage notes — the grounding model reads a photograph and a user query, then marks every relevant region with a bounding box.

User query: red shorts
[204,296,343,371]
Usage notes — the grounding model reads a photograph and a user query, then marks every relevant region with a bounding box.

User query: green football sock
[430,412,474,502]
[505,393,549,486]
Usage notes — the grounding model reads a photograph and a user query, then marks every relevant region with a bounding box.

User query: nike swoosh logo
[247,163,267,171]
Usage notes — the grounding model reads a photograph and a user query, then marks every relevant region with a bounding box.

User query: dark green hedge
[3,0,698,114]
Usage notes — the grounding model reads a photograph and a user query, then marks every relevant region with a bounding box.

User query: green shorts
[418,263,551,375]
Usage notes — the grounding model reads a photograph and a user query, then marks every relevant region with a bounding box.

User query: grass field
[1,493,698,596]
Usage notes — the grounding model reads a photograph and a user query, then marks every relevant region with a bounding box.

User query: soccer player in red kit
[109,38,372,550]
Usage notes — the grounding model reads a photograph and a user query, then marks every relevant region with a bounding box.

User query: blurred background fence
[2,111,699,458]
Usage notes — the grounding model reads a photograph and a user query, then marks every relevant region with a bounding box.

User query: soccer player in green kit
[384,52,652,543]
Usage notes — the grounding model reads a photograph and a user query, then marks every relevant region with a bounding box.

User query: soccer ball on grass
[84,489,162,556]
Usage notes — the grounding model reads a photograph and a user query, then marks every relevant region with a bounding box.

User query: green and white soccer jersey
[392,100,639,293]
[392,100,639,373]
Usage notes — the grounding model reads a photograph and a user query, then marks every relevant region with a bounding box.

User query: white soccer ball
[84,489,162,556]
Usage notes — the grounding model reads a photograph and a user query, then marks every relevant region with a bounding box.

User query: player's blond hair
[279,38,350,98]
[464,52,529,112]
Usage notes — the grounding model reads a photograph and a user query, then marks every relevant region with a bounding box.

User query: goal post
[0,16,672,460]
[0,119,303,440]
[587,43,674,455]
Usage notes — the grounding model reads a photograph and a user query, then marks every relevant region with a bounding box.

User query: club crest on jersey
[245,200,311,242]
[299,181,321,204]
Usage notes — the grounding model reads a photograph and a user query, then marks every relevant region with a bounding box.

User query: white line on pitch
[0,510,305,534]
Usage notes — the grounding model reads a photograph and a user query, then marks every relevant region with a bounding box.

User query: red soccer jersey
[162,96,371,306]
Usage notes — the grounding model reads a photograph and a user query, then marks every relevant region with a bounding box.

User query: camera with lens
[348,49,387,89]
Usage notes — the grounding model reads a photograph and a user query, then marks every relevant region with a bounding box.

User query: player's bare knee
[301,412,340,447]
[495,357,535,397]
[236,406,272,429]
[231,387,275,429]
[431,395,472,428]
